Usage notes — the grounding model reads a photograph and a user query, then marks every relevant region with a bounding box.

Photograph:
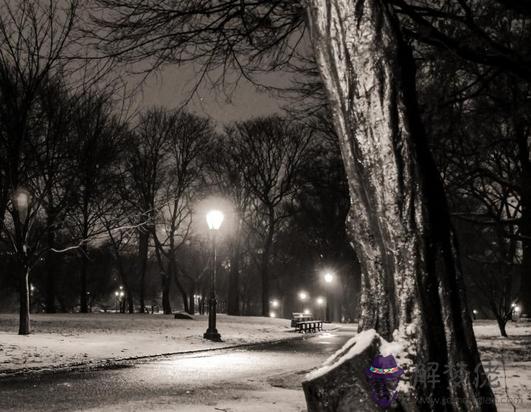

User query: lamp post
[511,303,521,322]
[316,296,325,320]
[298,291,308,312]
[270,299,280,318]
[29,284,35,314]
[13,188,31,335]
[204,209,224,341]
[120,290,125,313]
[323,271,334,322]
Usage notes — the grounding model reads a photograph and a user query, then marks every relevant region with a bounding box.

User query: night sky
[136,63,288,125]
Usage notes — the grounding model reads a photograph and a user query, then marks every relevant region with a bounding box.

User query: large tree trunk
[18,261,30,335]
[138,229,149,314]
[305,1,495,410]
[495,315,508,338]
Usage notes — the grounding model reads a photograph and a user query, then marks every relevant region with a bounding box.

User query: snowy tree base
[302,330,410,411]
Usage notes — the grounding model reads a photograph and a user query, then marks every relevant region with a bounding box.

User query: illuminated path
[0,327,353,411]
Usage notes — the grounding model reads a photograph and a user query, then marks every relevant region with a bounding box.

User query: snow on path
[473,321,531,411]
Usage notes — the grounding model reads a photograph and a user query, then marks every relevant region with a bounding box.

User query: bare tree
[67,91,125,313]
[30,77,78,314]
[0,0,79,334]
[124,109,171,313]
[148,109,212,315]
[226,116,312,316]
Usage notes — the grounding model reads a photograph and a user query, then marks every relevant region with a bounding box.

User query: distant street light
[87,292,92,312]
[14,189,30,224]
[270,299,280,316]
[323,271,335,322]
[472,309,478,320]
[115,291,119,312]
[298,291,308,312]
[511,303,521,322]
[29,284,35,314]
[270,311,276,318]
[204,209,224,342]
[303,308,311,315]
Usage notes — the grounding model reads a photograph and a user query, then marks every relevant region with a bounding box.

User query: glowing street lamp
[270,311,277,318]
[323,271,335,322]
[298,291,308,312]
[514,305,521,321]
[204,209,224,342]
[114,291,119,312]
[324,272,334,284]
[14,188,31,224]
[206,210,224,230]
[303,308,311,315]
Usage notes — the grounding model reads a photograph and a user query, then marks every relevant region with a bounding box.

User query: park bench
[295,320,323,333]
[291,312,323,333]
[291,312,312,327]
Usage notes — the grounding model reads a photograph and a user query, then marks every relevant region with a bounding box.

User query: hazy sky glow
[135,63,288,125]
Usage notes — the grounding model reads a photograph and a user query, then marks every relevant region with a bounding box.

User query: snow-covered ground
[0,315,529,411]
[473,320,531,411]
[0,313,305,374]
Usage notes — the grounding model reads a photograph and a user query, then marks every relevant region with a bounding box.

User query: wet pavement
[0,328,354,411]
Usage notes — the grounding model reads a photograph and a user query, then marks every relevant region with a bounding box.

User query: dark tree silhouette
[0,0,78,334]
[226,116,312,317]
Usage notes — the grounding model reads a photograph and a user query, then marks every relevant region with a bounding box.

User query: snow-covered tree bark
[305,0,496,409]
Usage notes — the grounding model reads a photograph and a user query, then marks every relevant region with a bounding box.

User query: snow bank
[0,313,305,373]
[305,329,377,381]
